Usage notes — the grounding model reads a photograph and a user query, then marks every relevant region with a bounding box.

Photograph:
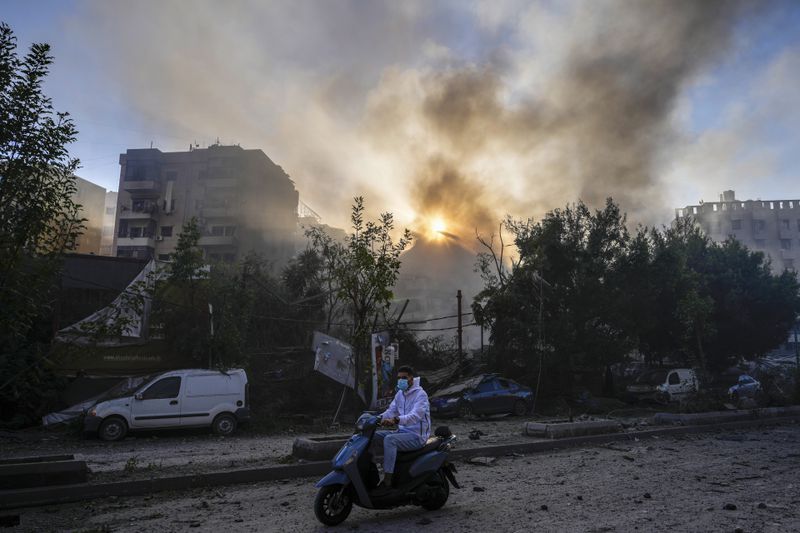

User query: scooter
[313,412,460,526]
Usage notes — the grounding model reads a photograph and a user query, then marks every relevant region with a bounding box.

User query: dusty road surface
[2,414,592,481]
[6,422,800,532]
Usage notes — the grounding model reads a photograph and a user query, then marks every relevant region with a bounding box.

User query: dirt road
[6,422,799,532]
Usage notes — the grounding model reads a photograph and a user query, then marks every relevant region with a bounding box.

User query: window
[754,239,766,248]
[668,373,680,385]
[160,226,173,237]
[224,226,236,237]
[497,379,511,390]
[753,219,766,232]
[475,381,497,394]
[165,171,177,181]
[211,225,225,236]
[781,219,790,230]
[797,219,800,231]
[141,377,181,400]
[731,219,742,230]
[157,254,171,261]
[786,259,795,270]
[781,239,791,250]
[129,226,144,238]
[223,253,236,263]
[208,253,221,262]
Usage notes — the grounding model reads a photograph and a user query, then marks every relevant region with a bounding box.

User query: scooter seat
[395,437,441,463]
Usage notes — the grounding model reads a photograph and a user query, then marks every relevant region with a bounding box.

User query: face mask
[397,378,409,391]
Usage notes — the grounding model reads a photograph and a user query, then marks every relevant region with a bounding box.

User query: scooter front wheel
[314,484,353,526]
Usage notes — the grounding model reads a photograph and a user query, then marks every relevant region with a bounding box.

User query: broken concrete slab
[467,456,496,466]
[524,420,623,439]
[291,435,350,461]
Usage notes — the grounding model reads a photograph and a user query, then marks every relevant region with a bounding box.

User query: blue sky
[3,1,800,230]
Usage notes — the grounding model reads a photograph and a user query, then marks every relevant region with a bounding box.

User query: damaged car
[728,374,762,402]
[429,374,533,418]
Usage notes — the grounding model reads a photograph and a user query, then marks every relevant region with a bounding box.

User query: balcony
[123,179,160,194]
[119,202,159,220]
[117,236,155,248]
[201,206,234,218]
[199,235,237,247]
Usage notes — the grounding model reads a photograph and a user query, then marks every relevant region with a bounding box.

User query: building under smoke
[71,176,107,255]
[676,190,800,273]
[100,190,117,256]
[113,144,299,266]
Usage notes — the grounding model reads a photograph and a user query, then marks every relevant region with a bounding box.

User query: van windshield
[635,370,668,385]
[98,374,158,401]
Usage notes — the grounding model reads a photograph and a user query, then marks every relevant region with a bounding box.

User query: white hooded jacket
[380,380,431,444]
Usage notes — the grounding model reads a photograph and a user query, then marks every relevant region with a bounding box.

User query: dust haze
[73,0,769,243]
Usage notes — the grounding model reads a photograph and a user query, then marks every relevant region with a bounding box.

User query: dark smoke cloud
[371,0,747,236]
[72,0,767,239]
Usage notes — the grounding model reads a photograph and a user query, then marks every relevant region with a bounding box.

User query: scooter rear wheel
[314,484,353,526]
[420,471,450,511]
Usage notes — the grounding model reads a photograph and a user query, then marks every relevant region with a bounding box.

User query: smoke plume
[71,0,767,241]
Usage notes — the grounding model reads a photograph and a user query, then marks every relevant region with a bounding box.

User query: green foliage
[0,23,82,425]
[476,198,800,395]
[305,197,411,398]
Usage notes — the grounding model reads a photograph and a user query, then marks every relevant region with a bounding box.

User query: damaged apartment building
[113,144,299,266]
[676,190,800,273]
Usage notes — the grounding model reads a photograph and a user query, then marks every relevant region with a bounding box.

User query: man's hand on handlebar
[380,417,399,427]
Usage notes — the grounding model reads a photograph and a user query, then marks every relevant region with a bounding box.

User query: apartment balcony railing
[198,235,238,247]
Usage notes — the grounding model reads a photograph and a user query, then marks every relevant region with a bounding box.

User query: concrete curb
[524,420,623,439]
[2,414,798,511]
[0,460,87,491]
[653,405,800,426]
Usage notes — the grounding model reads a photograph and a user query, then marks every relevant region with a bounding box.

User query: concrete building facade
[113,144,299,266]
[72,176,106,255]
[676,190,800,272]
[100,191,117,256]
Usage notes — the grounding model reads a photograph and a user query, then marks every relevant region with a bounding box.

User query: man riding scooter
[372,365,430,494]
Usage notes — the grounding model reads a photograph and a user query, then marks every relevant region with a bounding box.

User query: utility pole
[457,290,463,365]
[208,303,214,369]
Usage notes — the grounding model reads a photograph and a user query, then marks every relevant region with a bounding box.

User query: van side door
[180,374,239,426]
[130,376,182,429]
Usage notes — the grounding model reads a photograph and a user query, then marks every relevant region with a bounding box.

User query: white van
[626,368,699,403]
[84,369,250,441]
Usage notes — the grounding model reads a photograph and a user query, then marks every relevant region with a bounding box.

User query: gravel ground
[6,422,799,532]
[0,415,550,482]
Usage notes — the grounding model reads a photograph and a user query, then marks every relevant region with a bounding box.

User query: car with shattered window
[429,374,534,418]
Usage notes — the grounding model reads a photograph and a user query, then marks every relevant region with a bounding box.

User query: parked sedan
[728,374,762,401]
[429,374,534,418]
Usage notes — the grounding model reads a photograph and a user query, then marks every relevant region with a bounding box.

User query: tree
[306,197,411,401]
[0,23,83,425]
[475,199,631,392]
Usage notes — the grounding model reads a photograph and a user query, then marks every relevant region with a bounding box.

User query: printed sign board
[370,331,400,410]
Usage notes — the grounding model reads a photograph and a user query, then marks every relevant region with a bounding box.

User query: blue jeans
[373,430,424,474]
